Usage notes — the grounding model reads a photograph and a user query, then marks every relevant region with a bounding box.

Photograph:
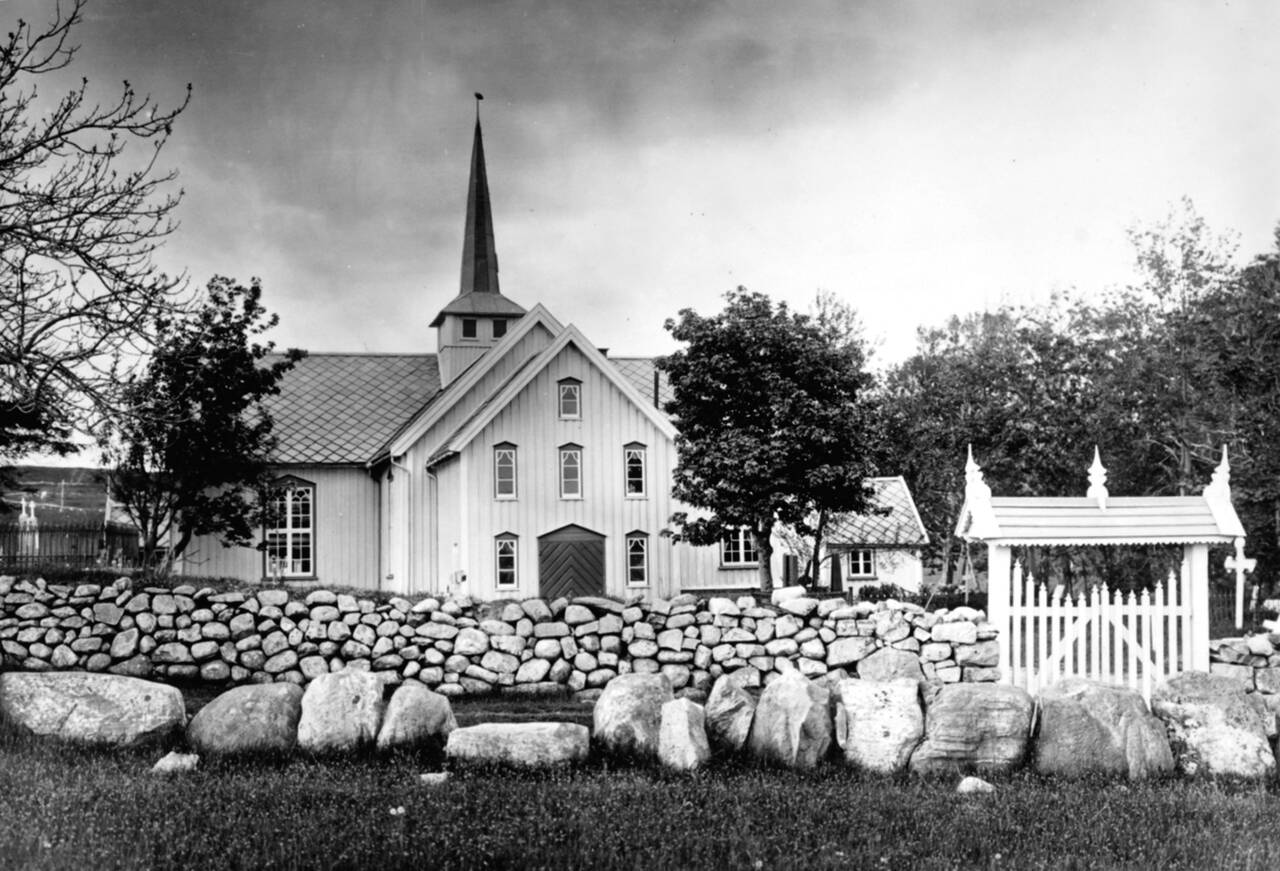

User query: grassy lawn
[3,709,1280,871]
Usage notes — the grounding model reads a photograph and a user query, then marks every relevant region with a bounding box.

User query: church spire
[459,93,498,296]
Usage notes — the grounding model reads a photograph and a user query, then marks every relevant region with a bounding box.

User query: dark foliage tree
[659,288,876,592]
[1,0,191,473]
[101,277,303,576]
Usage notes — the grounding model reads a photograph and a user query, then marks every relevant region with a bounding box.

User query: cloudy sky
[8,0,1280,363]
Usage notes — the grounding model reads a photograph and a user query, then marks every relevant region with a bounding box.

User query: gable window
[494,443,517,499]
[493,319,508,339]
[624,443,646,498]
[461,318,478,339]
[265,478,314,578]
[721,528,758,567]
[559,443,582,499]
[495,534,518,588]
[626,532,649,586]
[849,548,876,578]
[558,378,581,419]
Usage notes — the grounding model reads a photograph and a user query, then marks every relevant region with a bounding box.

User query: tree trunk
[805,509,829,585]
[754,525,774,595]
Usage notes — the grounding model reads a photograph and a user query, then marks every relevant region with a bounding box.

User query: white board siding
[179,465,380,588]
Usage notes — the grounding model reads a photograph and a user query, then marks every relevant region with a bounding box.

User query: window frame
[492,318,508,339]
[848,548,876,578]
[623,442,647,499]
[264,476,316,579]
[626,531,649,587]
[493,442,518,500]
[559,443,583,500]
[495,534,518,589]
[720,528,759,568]
[558,378,582,419]
[461,318,478,339]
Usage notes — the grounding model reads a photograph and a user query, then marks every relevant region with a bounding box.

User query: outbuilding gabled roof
[264,354,440,464]
[826,476,929,547]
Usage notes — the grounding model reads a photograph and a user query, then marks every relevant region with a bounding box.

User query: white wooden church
[179,114,780,599]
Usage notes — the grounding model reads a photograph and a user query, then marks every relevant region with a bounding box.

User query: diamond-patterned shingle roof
[265,354,440,464]
[610,357,673,413]
[826,476,929,547]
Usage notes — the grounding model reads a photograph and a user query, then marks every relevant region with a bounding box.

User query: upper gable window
[624,443,646,498]
[461,318,478,339]
[558,378,581,419]
[493,319,508,339]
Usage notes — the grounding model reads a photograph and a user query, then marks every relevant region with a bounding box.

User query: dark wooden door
[538,524,606,599]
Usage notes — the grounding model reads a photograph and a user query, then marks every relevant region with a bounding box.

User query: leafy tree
[1,0,191,468]
[658,288,876,592]
[101,277,303,576]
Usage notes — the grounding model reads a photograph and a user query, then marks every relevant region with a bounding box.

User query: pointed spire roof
[431,98,525,328]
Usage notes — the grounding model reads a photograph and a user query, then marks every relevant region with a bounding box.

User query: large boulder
[592,673,673,758]
[1150,671,1275,778]
[376,683,457,752]
[746,670,832,769]
[909,683,1032,774]
[856,648,925,683]
[296,668,386,754]
[704,674,757,753]
[445,722,589,767]
[0,672,184,747]
[186,683,303,756]
[658,698,711,772]
[834,678,923,774]
[1034,679,1173,779]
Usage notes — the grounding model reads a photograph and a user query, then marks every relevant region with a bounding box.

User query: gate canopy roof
[955,448,1245,546]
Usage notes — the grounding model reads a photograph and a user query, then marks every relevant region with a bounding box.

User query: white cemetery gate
[956,447,1252,703]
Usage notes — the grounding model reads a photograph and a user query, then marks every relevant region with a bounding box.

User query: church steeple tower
[460,103,499,297]
[432,95,526,386]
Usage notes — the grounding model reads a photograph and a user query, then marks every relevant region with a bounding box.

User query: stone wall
[0,576,1000,696]
[1208,634,1280,719]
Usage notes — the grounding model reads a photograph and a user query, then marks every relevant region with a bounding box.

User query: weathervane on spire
[475,92,484,120]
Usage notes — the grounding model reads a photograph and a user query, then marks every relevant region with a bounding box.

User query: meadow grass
[3,708,1280,871]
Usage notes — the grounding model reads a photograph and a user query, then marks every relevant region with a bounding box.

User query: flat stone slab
[445,722,590,767]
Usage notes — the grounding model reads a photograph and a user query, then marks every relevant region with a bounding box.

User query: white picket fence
[1004,560,1196,703]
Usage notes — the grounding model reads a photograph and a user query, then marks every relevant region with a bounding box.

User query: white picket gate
[1005,560,1196,703]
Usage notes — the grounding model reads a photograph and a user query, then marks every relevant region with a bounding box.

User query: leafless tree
[1,0,191,459]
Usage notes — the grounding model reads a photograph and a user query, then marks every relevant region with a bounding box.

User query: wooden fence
[0,522,140,570]
[1005,561,1197,703]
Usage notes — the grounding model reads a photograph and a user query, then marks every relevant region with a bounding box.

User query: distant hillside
[2,466,112,523]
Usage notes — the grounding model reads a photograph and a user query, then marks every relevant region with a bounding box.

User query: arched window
[559,443,582,499]
[495,533,518,588]
[624,442,646,498]
[494,442,517,499]
[626,531,649,586]
[558,378,581,419]
[265,476,315,578]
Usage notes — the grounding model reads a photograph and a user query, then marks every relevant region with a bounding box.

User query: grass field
[3,706,1280,871]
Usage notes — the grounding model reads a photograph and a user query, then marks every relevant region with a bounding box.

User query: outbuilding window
[494,443,517,499]
[721,528,758,567]
[627,532,649,586]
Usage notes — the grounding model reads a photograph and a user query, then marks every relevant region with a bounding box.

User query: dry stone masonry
[0,576,1002,698]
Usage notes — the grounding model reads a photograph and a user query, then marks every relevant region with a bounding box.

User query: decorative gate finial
[1204,444,1231,500]
[1087,446,1108,509]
